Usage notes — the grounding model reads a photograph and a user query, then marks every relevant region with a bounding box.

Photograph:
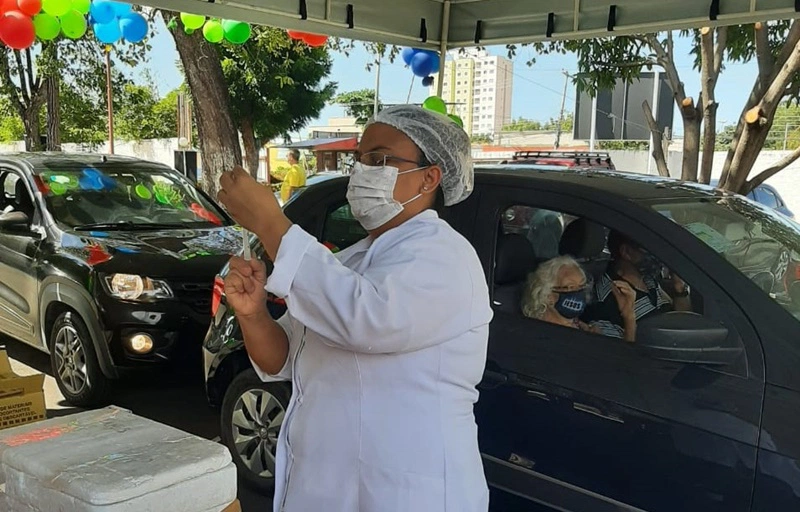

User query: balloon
[202,19,223,43]
[71,0,89,14]
[426,50,441,74]
[286,29,303,40]
[134,183,151,199]
[119,11,146,42]
[60,9,87,38]
[93,20,120,43]
[422,96,447,114]
[89,0,114,23]
[410,52,435,77]
[301,32,327,47]
[0,0,15,15]
[448,114,463,127]
[42,0,69,15]
[108,0,129,16]
[33,12,59,39]
[0,11,35,49]
[222,19,249,44]
[17,0,41,17]
[401,47,418,66]
[165,15,176,30]
[50,182,67,195]
[421,75,434,87]
[179,12,204,30]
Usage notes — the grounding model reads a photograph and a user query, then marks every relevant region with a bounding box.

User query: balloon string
[406,75,414,104]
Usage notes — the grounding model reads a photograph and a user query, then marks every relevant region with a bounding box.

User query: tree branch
[774,19,800,71]
[25,49,36,93]
[646,33,687,106]
[713,26,727,80]
[642,100,671,177]
[755,22,774,82]
[13,51,29,104]
[0,52,24,116]
[760,39,800,114]
[744,145,800,193]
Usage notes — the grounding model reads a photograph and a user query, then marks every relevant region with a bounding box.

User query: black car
[710,179,794,218]
[0,153,241,406]
[203,166,800,511]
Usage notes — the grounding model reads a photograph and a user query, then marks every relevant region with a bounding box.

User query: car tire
[49,311,111,408]
[220,369,290,496]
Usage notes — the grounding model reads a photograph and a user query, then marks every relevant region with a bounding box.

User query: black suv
[0,153,240,406]
[203,167,800,511]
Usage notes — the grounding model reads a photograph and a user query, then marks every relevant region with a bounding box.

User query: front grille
[170,280,214,314]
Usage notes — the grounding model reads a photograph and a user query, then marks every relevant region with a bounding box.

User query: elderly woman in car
[521,256,638,342]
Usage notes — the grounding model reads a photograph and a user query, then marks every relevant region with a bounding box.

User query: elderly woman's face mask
[346,151,429,231]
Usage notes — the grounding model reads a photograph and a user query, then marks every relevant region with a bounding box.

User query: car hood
[58,225,242,278]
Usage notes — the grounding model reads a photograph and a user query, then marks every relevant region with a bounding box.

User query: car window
[36,164,229,229]
[757,186,780,209]
[649,196,800,323]
[322,203,367,252]
[493,204,747,373]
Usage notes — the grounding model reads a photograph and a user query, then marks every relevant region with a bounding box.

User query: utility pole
[554,70,570,149]
[105,46,115,154]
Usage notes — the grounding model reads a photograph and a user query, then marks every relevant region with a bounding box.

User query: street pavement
[1,336,270,512]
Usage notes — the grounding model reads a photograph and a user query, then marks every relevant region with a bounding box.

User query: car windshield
[36,163,229,229]
[649,196,800,321]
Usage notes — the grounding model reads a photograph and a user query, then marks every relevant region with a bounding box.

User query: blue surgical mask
[554,290,587,319]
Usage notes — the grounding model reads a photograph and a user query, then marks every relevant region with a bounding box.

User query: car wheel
[220,370,290,495]
[49,311,111,408]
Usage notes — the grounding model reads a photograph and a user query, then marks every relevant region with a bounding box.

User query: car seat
[559,218,610,286]
[14,179,34,220]
[493,233,537,314]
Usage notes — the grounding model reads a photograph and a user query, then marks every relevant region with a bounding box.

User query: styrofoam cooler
[0,406,237,511]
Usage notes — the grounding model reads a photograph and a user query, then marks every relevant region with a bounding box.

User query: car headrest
[560,218,606,258]
[495,233,536,285]
[14,179,33,213]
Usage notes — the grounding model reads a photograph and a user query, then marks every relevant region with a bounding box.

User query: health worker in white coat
[217,105,493,512]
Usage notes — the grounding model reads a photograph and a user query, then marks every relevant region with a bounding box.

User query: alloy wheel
[231,389,285,478]
[53,325,89,395]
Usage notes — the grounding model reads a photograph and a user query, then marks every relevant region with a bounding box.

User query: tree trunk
[699,102,717,184]
[680,113,702,182]
[21,105,42,152]
[168,13,241,196]
[45,74,61,151]
[240,117,260,179]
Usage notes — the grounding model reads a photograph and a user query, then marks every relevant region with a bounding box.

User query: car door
[0,169,43,344]
[472,183,765,512]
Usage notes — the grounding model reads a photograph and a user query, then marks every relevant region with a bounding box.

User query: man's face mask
[346,158,427,231]
[634,250,663,277]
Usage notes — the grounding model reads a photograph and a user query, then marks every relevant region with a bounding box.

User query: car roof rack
[511,150,612,161]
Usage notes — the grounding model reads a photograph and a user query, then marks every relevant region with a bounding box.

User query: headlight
[105,274,173,301]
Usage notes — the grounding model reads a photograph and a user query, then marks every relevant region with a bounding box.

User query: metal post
[554,70,569,149]
[105,46,115,154]
[784,123,790,151]
[436,0,451,98]
[648,70,661,174]
[374,56,381,117]
[589,95,598,151]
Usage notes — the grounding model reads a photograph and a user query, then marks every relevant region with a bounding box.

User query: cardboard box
[0,350,45,431]
[221,499,241,512]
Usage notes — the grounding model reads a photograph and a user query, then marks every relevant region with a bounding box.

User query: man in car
[583,231,691,339]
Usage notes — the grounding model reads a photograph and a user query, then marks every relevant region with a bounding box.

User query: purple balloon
[119,12,147,42]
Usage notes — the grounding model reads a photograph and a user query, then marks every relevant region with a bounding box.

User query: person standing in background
[281,149,306,204]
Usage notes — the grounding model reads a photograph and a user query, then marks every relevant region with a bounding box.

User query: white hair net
[367,105,473,206]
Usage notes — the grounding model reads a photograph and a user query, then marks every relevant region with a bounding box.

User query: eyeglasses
[348,151,431,172]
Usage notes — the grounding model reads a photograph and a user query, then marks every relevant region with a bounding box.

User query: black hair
[289,149,301,161]
[608,230,635,258]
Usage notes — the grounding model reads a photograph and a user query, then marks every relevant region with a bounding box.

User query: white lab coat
[251,209,493,512]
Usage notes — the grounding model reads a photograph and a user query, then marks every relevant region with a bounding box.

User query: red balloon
[301,33,327,47]
[0,11,35,49]
[16,0,39,16]
[286,29,304,40]
[0,0,17,15]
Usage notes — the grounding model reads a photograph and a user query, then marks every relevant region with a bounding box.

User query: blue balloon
[119,12,147,43]
[109,1,132,16]
[100,176,117,190]
[426,50,441,74]
[79,176,103,191]
[90,1,116,24]
[401,47,418,66]
[410,52,435,78]
[94,21,122,44]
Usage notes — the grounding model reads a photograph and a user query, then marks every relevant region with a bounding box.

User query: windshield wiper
[74,221,187,231]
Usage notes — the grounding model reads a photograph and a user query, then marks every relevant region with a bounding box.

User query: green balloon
[180,12,205,30]
[60,10,87,39]
[134,183,151,199]
[184,27,194,35]
[42,0,72,17]
[222,20,250,44]
[34,13,61,41]
[71,0,90,15]
[448,114,464,128]
[422,96,447,114]
[203,19,224,43]
[50,182,67,195]
[154,192,169,205]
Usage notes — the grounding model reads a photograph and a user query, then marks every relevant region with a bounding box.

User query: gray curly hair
[521,256,586,319]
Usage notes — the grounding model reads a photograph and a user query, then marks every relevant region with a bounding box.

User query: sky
[134,18,761,139]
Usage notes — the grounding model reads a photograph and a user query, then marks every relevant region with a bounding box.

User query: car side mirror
[0,211,30,230]
[637,311,742,366]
